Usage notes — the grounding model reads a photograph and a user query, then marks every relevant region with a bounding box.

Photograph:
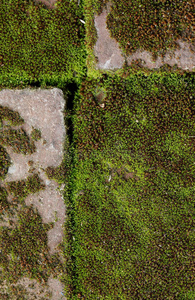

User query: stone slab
[94,4,125,69]
[94,2,195,71]
[0,88,66,300]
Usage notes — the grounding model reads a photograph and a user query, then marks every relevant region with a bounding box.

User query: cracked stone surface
[0,88,66,300]
[94,2,195,71]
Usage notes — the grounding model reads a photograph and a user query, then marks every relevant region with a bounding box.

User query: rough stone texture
[0,276,66,299]
[0,88,66,300]
[47,277,66,299]
[94,4,125,69]
[126,40,195,70]
[0,88,65,179]
[94,2,195,71]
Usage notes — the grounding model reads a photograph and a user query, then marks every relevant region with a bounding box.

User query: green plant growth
[0,284,28,300]
[0,105,37,155]
[0,145,11,179]
[0,106,31,173]
[6,173,45,203]
[0,128,36,154]
[45,134,72,184]
[0,105,24,126]
[83,0,109,76]
[68,72,195,299]
[30,127,42,141]
[45,164,66,184]
[0,103,63,297]
[0,204,63,284]
[0,186,10,213]
[0,82,70,298]
[106,0,195,58]
[0,0,86,81]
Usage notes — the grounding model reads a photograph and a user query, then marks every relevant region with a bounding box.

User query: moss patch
[0,0,86,81]
[106,0,195,57]
[0,284,28,300]
[6,174,45,204]
[0,105,24,126]
[0,145,11,180]
[68,72,195,299]
[0,128,36,154]
[30,127,42,141]
[0,98,65,298]
[0,187,10,213]
[0,204,62,284]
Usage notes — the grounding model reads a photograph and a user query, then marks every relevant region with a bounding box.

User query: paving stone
[94,2,195,71]
[0,87,66,300]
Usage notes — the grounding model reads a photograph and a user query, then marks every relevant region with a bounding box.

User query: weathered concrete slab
[1,88,65,180]
[94,2,195,71]
[0,88,66,300]
[94,4,125,69]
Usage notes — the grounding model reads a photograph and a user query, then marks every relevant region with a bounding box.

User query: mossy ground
[0,0,195,299]
[107,0,194,58]
[0,105,65,298]
[0,0,84,298]
[6,173,45,204]
[68,72,195,299]
[1,70,194,300]
[0,0,86,83]
[0,128,36,154]
[0,146,11,180]
[0,105,24,126]
[84,0,195,76]
[0,202,63,299]
[30,127,41,141]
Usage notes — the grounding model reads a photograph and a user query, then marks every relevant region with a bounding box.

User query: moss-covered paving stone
[68,72,195,299]
[106,0,194,57]
[0,88,67,299]
[0,0,86,81]
[89,0,195,71]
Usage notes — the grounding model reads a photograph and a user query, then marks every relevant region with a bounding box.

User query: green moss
[83,0,105,77]
[0,0,86,81]
[0,187,9,213]
[0,284,27,300]
[0,145,11,180]
[106,0,195,57]
[0,1,194,297]
[0,128,36,154]
[45,163,67,184]
[0,294,9,300]
[45,135,72,185]
[0,105,24,126]
[30,127,42,141]
[0,204,62,284]
[69,72,195,299]
[6,174,45,203]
